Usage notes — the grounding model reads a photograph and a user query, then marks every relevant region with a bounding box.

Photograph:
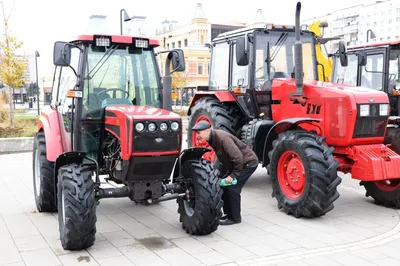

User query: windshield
[254,31,317,90]
[388,49,400,91]
[82,45,160,113]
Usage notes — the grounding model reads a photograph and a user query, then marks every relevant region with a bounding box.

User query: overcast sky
[0,0,382,84]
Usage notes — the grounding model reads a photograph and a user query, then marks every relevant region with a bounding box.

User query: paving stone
[20,248,61,266]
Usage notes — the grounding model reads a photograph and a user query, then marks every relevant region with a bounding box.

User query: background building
[303,0,400,52]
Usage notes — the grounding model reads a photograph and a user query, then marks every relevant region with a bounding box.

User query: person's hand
[225,176,234,184]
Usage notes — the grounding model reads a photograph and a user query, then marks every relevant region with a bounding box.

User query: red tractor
[32,34,224,250]
[330,39,400,154]
[187,2,400,218]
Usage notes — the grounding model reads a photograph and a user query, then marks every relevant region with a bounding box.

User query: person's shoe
[220,214,228,220]
[219,218,241,225]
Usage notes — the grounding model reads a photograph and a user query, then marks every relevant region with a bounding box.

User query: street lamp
[367,29,376,43]
[35,51,40,115]
[120,9,131,35]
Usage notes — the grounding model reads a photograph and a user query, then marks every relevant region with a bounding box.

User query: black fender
[172,147,211,180]
[262,117,321,167]
[54,151,99,202]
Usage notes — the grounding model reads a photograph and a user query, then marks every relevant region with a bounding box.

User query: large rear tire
[32,131,57,212]
[57,163,97,250]
[187,97,242,163]
[177,158,223,235]
[267,130,341,218]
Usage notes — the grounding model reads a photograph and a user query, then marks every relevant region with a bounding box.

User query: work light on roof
[95,36,111,47]
[134,38,149,48]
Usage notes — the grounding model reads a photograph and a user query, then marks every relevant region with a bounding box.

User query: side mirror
[236,36,249,66]
[358,51,367,66]
[338,41,348,67]
[53,41,71,67]
[170,49,185,73]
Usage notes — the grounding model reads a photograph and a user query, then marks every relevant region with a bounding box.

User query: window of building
[178,41,181,48]
[198,63,203,75]
[184,39,188,47]
[188,62,197,75]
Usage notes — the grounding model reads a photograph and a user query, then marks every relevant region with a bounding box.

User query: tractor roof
[70,34,160,47]
[213,23,313,42]
[348,40,400,50]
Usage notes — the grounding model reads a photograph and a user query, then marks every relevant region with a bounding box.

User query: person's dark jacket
[209,129,258,179]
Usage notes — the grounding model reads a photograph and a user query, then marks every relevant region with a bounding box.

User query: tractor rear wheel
[177,158,223,235]
[267,130,342,218]
[57,163,97,250]
[188,97,242,164]
[32,131,57,212]
[360,180,400,208]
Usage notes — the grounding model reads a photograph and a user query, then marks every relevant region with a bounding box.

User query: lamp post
[35,51,40,115]
[367,29,376,43]
[120,9,131,35]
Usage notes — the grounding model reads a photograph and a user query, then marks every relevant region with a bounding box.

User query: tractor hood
[306,80,389,104]
[105,105,181,120]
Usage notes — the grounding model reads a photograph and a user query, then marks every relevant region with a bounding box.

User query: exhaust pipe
[293,2,303,96]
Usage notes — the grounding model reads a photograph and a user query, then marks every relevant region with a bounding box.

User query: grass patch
[0,109,38,138]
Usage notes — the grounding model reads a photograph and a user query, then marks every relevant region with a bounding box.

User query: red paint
[37,106,71,162]
[105,105,181,160]
[375,179,400,192]
[73,35,159,47]
[270,79,389,147]
[277,150,306,200]
[188,91,235,114]
[342,144,400,181]
[191,115,216,162]
[348,40,400,50]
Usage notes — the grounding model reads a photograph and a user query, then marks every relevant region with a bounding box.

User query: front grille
[353,118,387,138]
[133,135,180,152]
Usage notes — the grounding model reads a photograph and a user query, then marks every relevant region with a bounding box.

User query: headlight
[379,104,389,116]
[148,123,156,132]
[135,122,144,132]
[160,122,168,131]
[359,104,370,117]
[171,122,179,131]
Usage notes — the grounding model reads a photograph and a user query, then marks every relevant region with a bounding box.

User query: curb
[0,137,34,154]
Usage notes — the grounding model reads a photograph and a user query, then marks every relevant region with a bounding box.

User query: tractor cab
[207,23,318,120]
[331,40,400,117]
[51,35,184,161]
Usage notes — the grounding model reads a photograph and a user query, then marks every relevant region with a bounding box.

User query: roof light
[94,36,111,47]
[265,23,274,30]
[301,24,308,31]
[133,38,149,48]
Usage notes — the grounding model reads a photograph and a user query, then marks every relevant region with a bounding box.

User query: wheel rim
[375,179,400,192]
[34,147,41,196]
[191,115,216,162]
[277,150,306,200]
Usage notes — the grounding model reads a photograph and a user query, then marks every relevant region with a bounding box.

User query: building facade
[303,0,400,52]
[152,3,249,88]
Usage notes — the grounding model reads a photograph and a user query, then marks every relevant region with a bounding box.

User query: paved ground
[1,137,400,266]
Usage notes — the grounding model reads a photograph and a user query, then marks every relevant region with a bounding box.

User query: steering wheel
[255,65,276,80]
[95,88,129,102]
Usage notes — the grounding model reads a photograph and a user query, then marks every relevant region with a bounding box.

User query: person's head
[192,120,212,142]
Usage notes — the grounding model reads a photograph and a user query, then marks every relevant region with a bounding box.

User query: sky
[0,0,381,86]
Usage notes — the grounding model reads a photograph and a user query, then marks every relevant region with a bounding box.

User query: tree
[27,82,40,98]
[0,0,26,127]
[171,71,189,91]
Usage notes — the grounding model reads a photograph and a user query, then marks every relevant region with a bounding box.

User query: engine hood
[306,80,389,104]
[105,105,181,120]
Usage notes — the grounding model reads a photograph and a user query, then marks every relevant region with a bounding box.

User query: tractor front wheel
[57,163,97,250]
[267,130,342,218]
[360,179,400,208]
[177,158,223,235]
[32,131,57,212]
